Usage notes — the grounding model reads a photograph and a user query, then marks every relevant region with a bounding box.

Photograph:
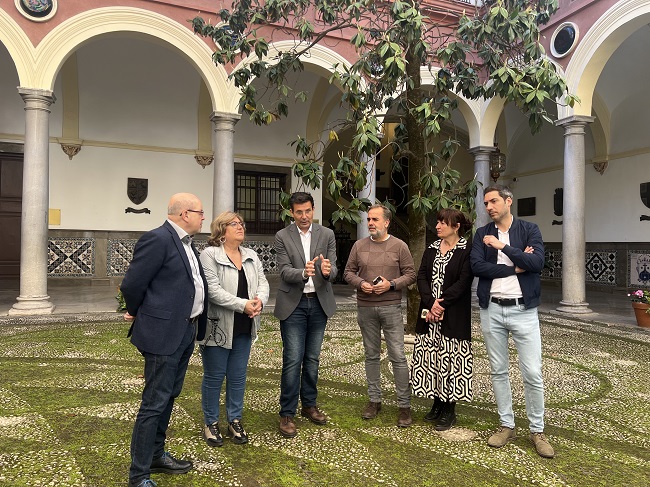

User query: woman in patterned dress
[411,208,474,431]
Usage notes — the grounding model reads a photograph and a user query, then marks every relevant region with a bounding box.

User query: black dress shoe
[150,452,193,474]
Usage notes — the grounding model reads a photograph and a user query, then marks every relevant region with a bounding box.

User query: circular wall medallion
[550,22,579,58]
[15,0,57,22]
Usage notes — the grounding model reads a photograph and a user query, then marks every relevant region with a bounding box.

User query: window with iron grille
[235,170,286,234]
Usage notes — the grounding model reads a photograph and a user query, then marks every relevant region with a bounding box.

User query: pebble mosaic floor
[0,311,649,486]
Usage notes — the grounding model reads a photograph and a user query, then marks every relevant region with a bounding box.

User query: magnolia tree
[192,0,576,330]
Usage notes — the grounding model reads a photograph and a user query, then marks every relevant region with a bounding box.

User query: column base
[555,301,592,314]
[9,295,56,315]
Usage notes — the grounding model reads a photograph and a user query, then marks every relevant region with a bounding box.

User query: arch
[28,7,239,113]
[243,40,354,80]
[0,8,36,86]
[419,67,481,147]
[561,0,650,118]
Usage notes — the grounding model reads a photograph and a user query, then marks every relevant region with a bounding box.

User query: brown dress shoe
[300,406,327,425]
[397,407,412,427]
[279,416,297,438]
[361,401,382,419]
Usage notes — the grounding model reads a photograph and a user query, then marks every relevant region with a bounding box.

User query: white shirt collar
[167,219,189,241]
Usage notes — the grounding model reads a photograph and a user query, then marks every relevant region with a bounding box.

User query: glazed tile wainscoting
[48,237,96,277]
[47,234,278,279]
[542,244,650,289]
[542,250,618,285]
[46,234,650,290]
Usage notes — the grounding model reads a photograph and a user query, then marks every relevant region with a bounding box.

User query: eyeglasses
[181,209,204,216]
[228,221,246,229]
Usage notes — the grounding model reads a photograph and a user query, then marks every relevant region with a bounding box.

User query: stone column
[468,146,493,230]
[10,88,56,315]
[555,115,594,314]
[357,152,377,239]
[468,146,494,300]
[210,111,240,217]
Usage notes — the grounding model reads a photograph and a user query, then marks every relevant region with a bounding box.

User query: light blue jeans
[357,305,411,408]
[201,333,253,425]
[480,301,545,432]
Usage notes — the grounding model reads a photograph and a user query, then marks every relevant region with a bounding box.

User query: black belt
[303,292,317,298]
[491,297,524,307]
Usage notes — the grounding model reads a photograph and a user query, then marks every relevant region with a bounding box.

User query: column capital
[468,145,496,156]
[554,115,595,128]
[210,111,241,132]
[18,87,56,109]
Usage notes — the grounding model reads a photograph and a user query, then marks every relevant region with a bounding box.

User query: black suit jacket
[120,221,208,355]
[415,241,473,340]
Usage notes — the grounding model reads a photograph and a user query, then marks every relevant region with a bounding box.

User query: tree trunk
[404,44,426,335]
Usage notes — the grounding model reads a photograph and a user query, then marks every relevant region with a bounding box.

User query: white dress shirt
[297,223,316,294]
[167,219,204,318]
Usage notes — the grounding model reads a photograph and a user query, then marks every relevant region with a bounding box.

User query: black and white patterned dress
[411,238,473,402]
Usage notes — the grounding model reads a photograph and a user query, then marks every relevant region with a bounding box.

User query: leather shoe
[149,451,193,474]
[424,398,443,422]
[300,405,327,425]
[397,407,412,427]
[279,416,297,438]
[130,480,157,487]
[361,401,381,419]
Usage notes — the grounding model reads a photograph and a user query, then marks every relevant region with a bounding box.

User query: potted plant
[628,289,650,328]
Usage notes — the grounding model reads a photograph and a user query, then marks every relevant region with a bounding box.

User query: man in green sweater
[343,204,417,426]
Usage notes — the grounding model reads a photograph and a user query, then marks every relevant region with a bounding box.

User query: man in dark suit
[470,185,554,459]
[121,193,208,487]
[274,192,337,438]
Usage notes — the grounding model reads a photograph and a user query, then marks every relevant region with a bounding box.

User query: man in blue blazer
[121,193,208,487]
[274,192,337,438]
[470,185,554,459]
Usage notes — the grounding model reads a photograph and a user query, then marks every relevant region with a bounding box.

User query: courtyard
[0,309,649,486]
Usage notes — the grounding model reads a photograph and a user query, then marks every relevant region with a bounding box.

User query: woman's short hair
[437,208,472,236]
[207,211,245,247]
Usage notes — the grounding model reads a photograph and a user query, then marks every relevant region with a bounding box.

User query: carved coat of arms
[127,178,148,205]
[641,182,650,209]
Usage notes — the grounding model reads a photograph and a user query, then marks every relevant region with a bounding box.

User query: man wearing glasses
[274,192,338,438]
[121,193,208,487]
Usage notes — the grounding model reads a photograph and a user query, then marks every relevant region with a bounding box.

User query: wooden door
[0,153,23,278]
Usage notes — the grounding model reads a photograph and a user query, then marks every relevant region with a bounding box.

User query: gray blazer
[273,223,338,321]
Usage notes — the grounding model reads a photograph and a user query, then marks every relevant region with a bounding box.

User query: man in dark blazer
[470,184,554,459]
[274,192,337,438]
[121,193,208,487]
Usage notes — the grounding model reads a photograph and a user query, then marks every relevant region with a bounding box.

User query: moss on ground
[0,311,649,486]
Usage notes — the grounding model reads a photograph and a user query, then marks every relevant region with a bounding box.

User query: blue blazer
[121,221,208,355]
[470,217,544,309]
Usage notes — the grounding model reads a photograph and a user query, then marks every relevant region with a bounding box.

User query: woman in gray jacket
[198,211,269,446]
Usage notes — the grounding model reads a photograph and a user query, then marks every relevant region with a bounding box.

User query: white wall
[49,144,213,231]
[76,38,200,149]
[585,154,650,242]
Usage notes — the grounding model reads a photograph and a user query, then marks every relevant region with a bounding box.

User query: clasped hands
[482,235,534,274]
[304,253,332,278]
[425,298,445,323]
[360,276,391,295]
[244,296,263,318]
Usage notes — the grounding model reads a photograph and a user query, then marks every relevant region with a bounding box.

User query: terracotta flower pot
[631,302,650,328]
